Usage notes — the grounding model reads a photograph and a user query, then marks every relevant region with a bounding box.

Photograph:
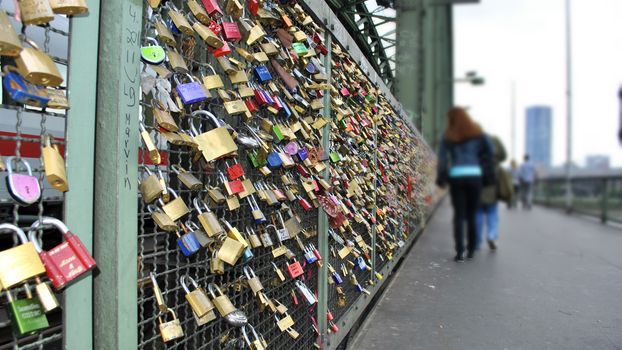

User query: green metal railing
[535,176,622,224]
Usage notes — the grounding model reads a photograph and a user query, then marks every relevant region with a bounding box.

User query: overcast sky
[454,0,622,167]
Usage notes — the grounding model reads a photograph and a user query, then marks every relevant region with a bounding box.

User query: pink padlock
[5,157,41,206]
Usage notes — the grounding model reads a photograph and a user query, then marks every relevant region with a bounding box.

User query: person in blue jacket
[436,107,495,262]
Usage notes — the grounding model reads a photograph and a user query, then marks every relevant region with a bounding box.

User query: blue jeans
[475,203,499,248]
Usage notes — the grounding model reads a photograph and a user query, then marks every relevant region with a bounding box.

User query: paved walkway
[349,200,622,350]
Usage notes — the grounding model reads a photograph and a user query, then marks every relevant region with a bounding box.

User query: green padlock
[291,42,308,57]
[7,285,49,336]
[338,119,348,130]
[140,37,166,65]
[272,125,284,142]
[248,150,260,168]
[329,151,341,163]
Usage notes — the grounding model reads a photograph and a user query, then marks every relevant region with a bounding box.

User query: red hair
[444,107,483,143]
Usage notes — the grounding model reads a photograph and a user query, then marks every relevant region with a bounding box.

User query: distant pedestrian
[475,135,509,250]
[436,107,495,262]
[519,154,537,209]
[509,160,521,209]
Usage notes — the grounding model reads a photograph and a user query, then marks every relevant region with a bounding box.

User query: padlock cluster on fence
[136,0,435,349]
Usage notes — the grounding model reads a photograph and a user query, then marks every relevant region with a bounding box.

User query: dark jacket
[436,135,495,188]
[480,136,507,204]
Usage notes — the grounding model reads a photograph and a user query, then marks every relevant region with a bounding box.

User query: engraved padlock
[139,168,164,204]
[29,217,97,290]
[5,157,41,206]
[0,11,22,57]
[147,204,178,232]
[158,309,184,342]
[174,73,208,105]
[193,198,225,237]
[0,223,46,290]
[171,165,202,191]
[161,188,190,222]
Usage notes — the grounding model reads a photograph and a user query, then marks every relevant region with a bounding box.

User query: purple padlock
[174,73,208,105]
[5,157,41,206]
[284,141,299,156]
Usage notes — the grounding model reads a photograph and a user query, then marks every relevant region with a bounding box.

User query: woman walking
[436,107,494,262]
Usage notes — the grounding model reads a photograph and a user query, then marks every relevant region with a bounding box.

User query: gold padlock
[167,49,188,73]
[193,198,225,237]
[166,2,193,35]
[139,168,164,203]
[210,249,225,275]
[201,65,225,90]
[0,223,46,289]
[154,15,176,46]
[16,38,63,87]
[228,69,248,84]
[158,309,184,343]
[43,88,70,109]
[0,11,22,57]
[171,165,202,191]
[216,236,245,266]
[192,110,238,162]
[226,0,243,19]
[161,188,190,222]
[190,17,223,48]
[152,100,178,132]
[188,0,210,24]
[180,275,215,318]
[41,134,68,192]
[19,0,54,25]
[49,0,88,15]
[208,283,238,317]
[34,277,59,313]
[148,204,178,232]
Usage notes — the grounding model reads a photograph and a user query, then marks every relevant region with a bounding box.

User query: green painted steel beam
[63,1,101,349]
[92,0,142,349]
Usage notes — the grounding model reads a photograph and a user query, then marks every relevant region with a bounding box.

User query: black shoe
[488,240,497,250]
[454,254,465,263]
[466,251,475,260]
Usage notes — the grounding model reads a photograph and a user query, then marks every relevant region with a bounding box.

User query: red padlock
[327,310,334,321]
[29,217,96,289]
[248,0,259,16]
[245,98,259,113]
[298,196,313,211]
[329,320,339,333]
[221,19,241,42]
[209,40,231,57]
[291,289,299,305]
[201,0,223,17]
[226,162,245,180]
[296,164,310,178]
[286,260,304,279]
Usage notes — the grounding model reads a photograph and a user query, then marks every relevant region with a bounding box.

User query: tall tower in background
[525,106,552,168]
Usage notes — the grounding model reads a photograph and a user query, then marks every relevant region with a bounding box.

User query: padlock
[33,275,60,313]
[246,227,262,248]
[6,284,49,336]
[42,87,69,109]
[158,309,184,342]
[304,246,317,264]
[286,260,304,279]
[225,0,243,18]
[201,64,225,90]
[140,37,166,65]
[139,122,161,165]
[297,195,313,211]
[242,324,266,350]
[5,157,41,206]
[295,280,317,305]
[2,66,49,107]
[42,135,68,192]
[184,221,210,248]
[271,262,286,283]
[176,225,201,257]
[193,198,225,237]
[180,275,215,318]
[171,165,202,191]
[243,266,264,295]
[239,18,265,46]
[216,56,235,74]
[166,2,193,35]
[221,17,241,42]
[201,0,223,18]
[247,195,266,224]
[18,0,54,25]
[0,224,46,290]
[150,272,169,313]
[209,38,231,57]
[190,16,224,48]
[207,283,247,326]
[151,100,178,132]
[241,246,254,263]
[49,0,88,15]
[275,313,299,339]
[167,49,188,73]
[228,68,248,85]
[29,217,97,290]
[16,38,63,87]
[0,11,22,57]
[174,73,208,105]
[154,15,176,46]
[188,0,210,25]
[161,188,190,222]
[192,110,238,162]
[216,235,245,266]
[328,264,343,284]
[210,249,225,275]
[147,204,178,232]
[291,42,308,57]
[139,168,163,204]
[253,65,272,82]
[267,151,282,169]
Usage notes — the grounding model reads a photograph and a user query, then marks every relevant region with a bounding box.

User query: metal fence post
[92,0,143,349]
[63,1,101,348]
[601,178,609,224]
[317,27,333,347]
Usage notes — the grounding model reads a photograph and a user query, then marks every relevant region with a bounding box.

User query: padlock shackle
[28,217,70,253]
[5,156,33,176]
[243,266,256,279]
[185,220,200,231]
[0,223,28,244]
[144,36,160,47]
[207,282,223,298]
[166,187,178,199]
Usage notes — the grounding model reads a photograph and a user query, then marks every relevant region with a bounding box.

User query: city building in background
[585,155,611,170]
[525,106,552,168]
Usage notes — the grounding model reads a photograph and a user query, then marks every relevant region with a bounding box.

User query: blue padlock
[177,229,201,256]
[277,97,292,118]
[356,257,367,272]
[267,151,282,169]
[242,247,254,263]
[3,67,49,108]
[262,89,275,105]
[304,246,317,264]
[175,73,208,105]
[296,146,308,162]
[332,271,343,285]
[253,65,272,82]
